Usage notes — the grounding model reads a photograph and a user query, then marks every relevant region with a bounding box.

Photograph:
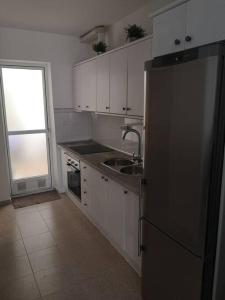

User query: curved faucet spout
[122,126,142,162]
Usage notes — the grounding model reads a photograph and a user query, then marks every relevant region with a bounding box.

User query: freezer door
[142,220,203,300]
[144,54,219,256]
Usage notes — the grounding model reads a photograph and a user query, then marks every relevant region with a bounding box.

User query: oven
[66,155,81,201]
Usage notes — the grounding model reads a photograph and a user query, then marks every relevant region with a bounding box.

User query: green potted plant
[93,41,107,55]
[125,24,146,42]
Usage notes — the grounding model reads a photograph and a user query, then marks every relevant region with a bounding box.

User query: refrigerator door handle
[138,178,146,256]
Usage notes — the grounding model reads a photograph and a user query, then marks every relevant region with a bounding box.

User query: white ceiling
[0,0,149,36]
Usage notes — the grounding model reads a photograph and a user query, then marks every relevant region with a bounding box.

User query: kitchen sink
[120,165,143,176]
[103,158,134,167]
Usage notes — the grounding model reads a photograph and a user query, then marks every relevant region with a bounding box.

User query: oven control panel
[66,156,80,170]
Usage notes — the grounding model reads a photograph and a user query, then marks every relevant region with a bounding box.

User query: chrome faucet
[121,125,142,163]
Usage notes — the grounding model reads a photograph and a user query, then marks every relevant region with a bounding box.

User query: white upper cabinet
[152,3,187,57]
[153,0,225,57]
[127,39,151,116]
[81,60,97,112]
[186,0,225,49]
[73,37,151,117]
[73,65,82,110]
[96,55,110,113]
[109,49,127,115]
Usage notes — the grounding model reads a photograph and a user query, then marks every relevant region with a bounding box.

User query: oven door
[67,165,81,200]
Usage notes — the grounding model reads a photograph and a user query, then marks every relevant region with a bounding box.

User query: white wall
[0,26,92,108]
[107,0,174,48]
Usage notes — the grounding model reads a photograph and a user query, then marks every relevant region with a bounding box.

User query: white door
[96,55,110,113]
[109,49,127,115]
[0,66,52,196]
[186,0,225,49]
[127,39,151,116]
[152,3,187,57]
[81,60,96,112]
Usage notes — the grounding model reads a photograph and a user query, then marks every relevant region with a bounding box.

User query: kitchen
[0,0,225,299]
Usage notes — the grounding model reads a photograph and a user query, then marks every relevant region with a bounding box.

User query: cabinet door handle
[85,105,89,108]
[83,191,87,194]
[83,179,87,182]
[126,107,131,111]
[106,106,110,110]
[101,176,105,180]
[122,107,126,111]
[83,166,87,169]
[105,178,108,182]
[124,190,128,194]
[174,39,181,45]
[185,35,192,42]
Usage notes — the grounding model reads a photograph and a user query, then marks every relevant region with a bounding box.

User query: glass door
[0,66,52,195]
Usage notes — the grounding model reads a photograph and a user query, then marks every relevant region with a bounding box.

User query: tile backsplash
[54,111,143,155]
[54,110,92,143]
[91,114,143,155]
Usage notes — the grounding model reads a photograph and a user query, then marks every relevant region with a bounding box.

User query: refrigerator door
[142,220,203,300]
[143,52,219,257]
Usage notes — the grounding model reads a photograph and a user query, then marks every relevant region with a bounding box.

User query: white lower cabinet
[80,161,141,272]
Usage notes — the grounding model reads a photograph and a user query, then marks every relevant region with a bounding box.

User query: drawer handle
[105,178,108,182]
[185,35,192,42]
[83,179,87,182]
[101,176,105,180]
[83,166,87,169]
[86,105,89,108]
[174,39,181,45]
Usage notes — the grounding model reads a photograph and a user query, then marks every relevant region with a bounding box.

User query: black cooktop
[69,143,113,155]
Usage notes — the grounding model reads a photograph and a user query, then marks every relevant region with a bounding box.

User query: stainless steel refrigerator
[141,43,225,300]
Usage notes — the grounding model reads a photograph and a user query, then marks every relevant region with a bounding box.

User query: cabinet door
[96,55,110,113]
[152,3,187,57]
[124,190,141,268]
[109,49,127,115]
[73,65,82,110]
[81,60,97,112]
[127,39,151,117]
[91,172,108,229]
[186,0,225,49]
[106,180,125,249]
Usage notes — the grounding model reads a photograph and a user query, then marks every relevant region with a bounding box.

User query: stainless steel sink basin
[103,158,134,167]
[120,165,143,176]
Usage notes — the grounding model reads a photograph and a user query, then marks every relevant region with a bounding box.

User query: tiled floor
[0,194,141,300]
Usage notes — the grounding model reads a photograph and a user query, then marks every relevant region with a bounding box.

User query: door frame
[0,60,57,197]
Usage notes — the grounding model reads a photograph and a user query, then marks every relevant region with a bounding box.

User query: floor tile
[18,219,49,238]
[0,255,33,286]
[16,210,43,226]
[23,232,56,254]
[0,196,141,300]
[28,246,65,272]
[0,239,26,258]
[0,274,40,300]
[34,266,72,296]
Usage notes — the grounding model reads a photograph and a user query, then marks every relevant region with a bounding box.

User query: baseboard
[0,199,11,206]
